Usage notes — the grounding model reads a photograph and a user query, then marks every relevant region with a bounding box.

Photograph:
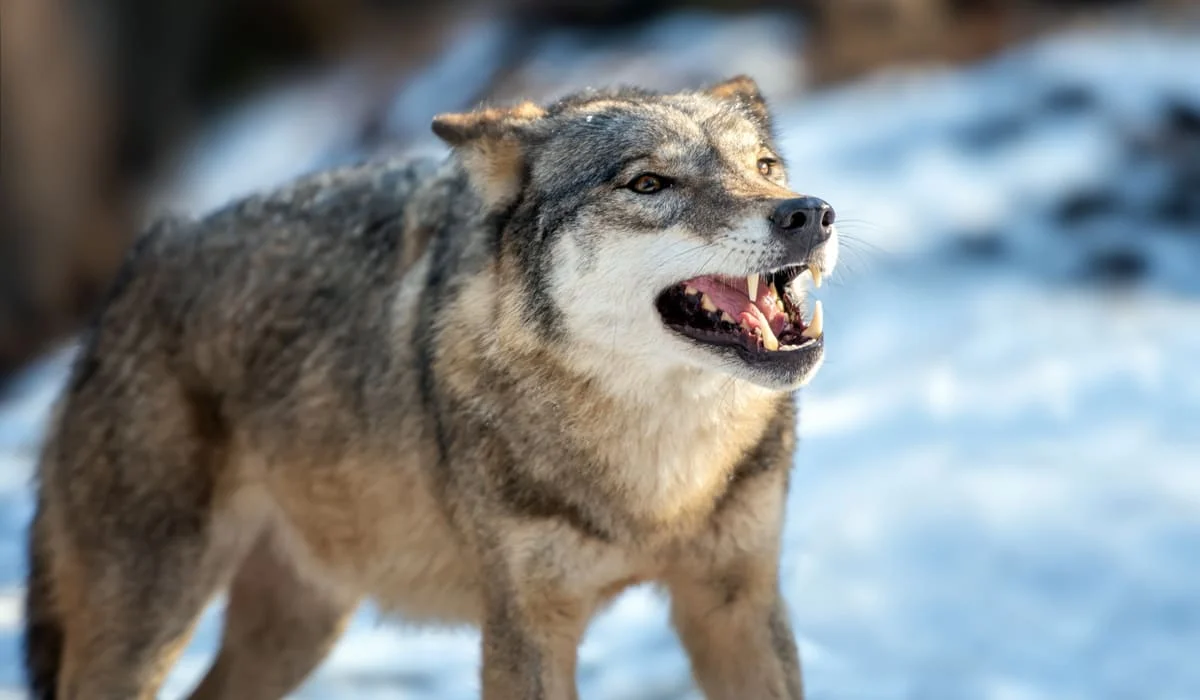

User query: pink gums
[685,275,792,346]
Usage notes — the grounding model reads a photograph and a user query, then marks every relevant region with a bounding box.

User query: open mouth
[655,265,825,356]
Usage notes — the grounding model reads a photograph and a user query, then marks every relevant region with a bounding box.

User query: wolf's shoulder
[128,154,457,282]
[104,155,454,331]
[200,155,445,233]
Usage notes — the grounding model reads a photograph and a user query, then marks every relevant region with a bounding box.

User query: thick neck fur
[435,261,785,534]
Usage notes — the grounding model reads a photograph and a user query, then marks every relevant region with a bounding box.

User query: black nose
[770,196,835,241]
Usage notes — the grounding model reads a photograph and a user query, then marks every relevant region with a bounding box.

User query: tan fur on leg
[670,576,803,700]
[188,529,359,700]
[51,501,254,700]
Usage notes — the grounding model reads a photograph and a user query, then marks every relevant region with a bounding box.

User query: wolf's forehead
[564,100,765,161]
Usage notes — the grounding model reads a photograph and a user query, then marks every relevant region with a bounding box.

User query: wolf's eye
[758,158,778,177]
[628,173,669,194]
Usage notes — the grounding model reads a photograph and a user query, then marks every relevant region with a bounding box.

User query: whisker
[837,234,890,257]
[834,218,886,229]
[655,242,716,266]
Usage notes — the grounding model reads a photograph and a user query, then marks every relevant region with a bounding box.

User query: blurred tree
[1,0,129,387]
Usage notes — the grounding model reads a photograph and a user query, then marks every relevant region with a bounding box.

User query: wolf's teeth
[763,326,782,353]
[720,311,735,324]
[770,282,780,300]
[747,273,759,302]
[810,265,823,289]
[700,294,717,312]
[685,284,699,296]
[801,300,824,339]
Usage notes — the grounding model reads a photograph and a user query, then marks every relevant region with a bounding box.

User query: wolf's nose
[770,197,835,242]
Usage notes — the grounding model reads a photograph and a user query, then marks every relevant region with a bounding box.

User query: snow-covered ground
[2,16,1198,700]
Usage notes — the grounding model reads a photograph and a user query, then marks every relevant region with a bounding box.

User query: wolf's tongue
[687,275,788,348]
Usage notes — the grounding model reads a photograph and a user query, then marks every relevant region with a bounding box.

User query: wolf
[23,75,838,699]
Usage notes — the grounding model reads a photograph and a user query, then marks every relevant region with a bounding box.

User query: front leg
[478,521,602,700]
[480,588,585,700]
[669,572,803,700]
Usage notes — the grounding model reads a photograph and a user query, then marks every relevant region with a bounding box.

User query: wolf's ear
[705,75,769,124]
[431,101,545,208]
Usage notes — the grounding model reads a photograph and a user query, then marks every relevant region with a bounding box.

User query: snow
[2,16,1198,700]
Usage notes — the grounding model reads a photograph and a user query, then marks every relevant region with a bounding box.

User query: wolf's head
[433,76,837,393]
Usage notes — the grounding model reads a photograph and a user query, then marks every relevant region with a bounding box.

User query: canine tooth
[770,282,780,300]
[747,273,759,302]
[685,284,699,295]
[810,265,823,289]
[700,294,717,312]
[762,329,780,351]
[801,300,824,339]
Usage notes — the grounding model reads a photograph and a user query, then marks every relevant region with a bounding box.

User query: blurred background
[2,0,1199,697]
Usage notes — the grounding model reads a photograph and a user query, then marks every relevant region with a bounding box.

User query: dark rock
[953,229,1008,259]
[1055,189,1120,227]
[1041,83,1096,115]
[1165,99,1200,137]
[1153,188,1200,228]
[957,113,1027,150]
[1084,248,1149,284]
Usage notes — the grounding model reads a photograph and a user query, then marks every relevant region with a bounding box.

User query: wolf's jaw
[656,265,823,354]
